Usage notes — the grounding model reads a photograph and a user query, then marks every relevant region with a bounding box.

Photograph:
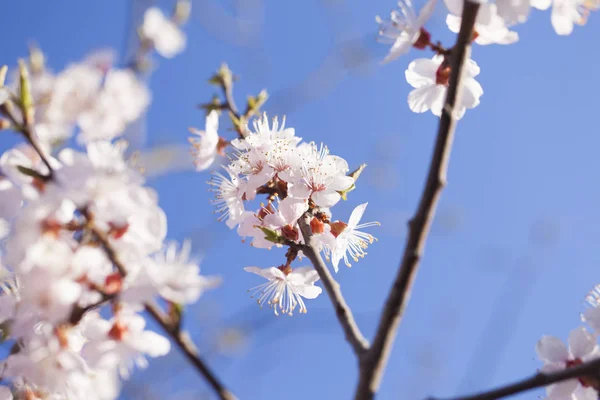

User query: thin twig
[298,215,369,357]
[1,106,53,179]
[222,78,240,117]
[429,357,600,400]
[354,2,481,399]
[145,302,238,400]
[90,227,238,400]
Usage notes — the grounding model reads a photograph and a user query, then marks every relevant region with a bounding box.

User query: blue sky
[1,0,600,399]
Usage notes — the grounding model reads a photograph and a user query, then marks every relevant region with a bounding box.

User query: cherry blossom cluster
[7,6,187,149]
[534,287,600,399]
[0,138,218,399]
[191,110,379,315]
[376,0,597,118]
[0,4,224,400]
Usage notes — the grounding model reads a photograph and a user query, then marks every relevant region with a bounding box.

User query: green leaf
[348,163,367,181]
[257,226,283,244]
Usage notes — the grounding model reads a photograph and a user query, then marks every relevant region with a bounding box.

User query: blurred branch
[298,216,369,357]
[90,226,238,400]
[430,357,600,400]
[354,2,480,399]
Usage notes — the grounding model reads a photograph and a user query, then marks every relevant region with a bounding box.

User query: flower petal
[405,58,439,88]
[536,335,569,362]
[569,327,597,359]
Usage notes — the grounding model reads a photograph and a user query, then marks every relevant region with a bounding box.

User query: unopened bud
[29,45,46,74]
[329,221,348,238]
[0,66,7,87]
[173,0,192,25]
[310,217,325,234]
[282,224,299,241]
[104,272,123,295]
[18,59,34,125]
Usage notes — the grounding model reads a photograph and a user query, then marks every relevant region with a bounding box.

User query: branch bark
[354,2,481,399]
[429,357,600,400]
[299,216,370,357]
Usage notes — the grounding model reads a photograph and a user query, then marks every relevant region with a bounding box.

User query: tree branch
[354,2,481,399]
[298,215,370,357]
[429,357,600,400]
[144,302,238,400]
[90,227,238,400]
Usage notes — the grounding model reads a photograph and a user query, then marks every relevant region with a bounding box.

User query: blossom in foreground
[536,327,600,400]
[444,0,518,45]
[82,310,170,377]
[189,110,226,171]
[376,0,438,63]
[405,55,483,119]
[125,241,221,305]
[141,7,186,58]
[244,266,322,315]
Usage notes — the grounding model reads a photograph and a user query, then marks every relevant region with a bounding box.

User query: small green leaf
[348,163,367,181]
[258,226,283,244]
[18,60,34,124]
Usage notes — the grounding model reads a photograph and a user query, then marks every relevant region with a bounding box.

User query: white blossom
[444,0,519,45]
[549,0,598,35]
[141,7,186,58]
[376,0,438,63]
[82,310,170,378]
[189,110,223,171]
[244,266,322,315]
[405,55,483,119]
[536,327,600,400]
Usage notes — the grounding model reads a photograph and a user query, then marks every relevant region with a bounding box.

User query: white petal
[408,85,445,115]
[279,197,309,225]
[383,36,414,64]
[312,190,341,208]
[294,284,322,299]
[461,78,484,110]
[531,0,552,9]
[569,327,597,359]
[573,386,598,400]
[443,0,464,15]
[547,379,579,399]
[551,0,576,35]
[446,14,462,34]
[289,266,320,284]
[0,386,12,400]
[583,307,600,332]
[348,203,368,228]
[205,110,220,137]
[536,335,569,362]
[417,0,439,25]
[496,0,532,24]
[244,266,285,281]
[137,331,171,357]
[405,58,439,88]
[330,175,355,191]
[465,59,481,77]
